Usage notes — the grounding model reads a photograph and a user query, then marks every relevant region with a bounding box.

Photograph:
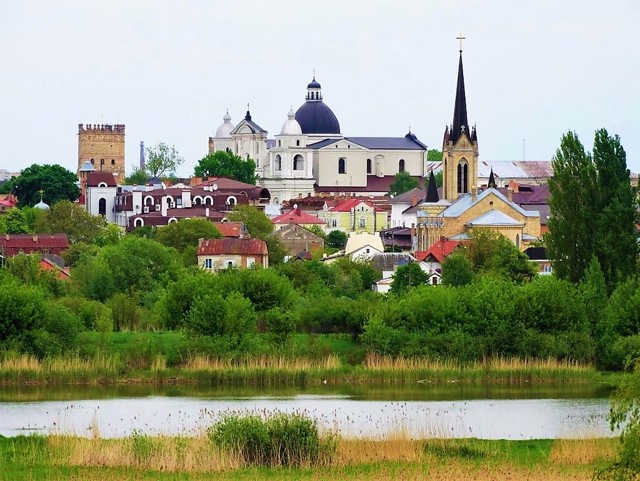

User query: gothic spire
[488,167,496,189]
[425,170,440,203]
[451,52,469,144]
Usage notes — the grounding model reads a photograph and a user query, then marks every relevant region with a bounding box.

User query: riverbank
[0,435,618,480]
[0,352,624,387]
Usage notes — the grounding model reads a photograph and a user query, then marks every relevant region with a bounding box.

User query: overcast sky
[1,0,638,177]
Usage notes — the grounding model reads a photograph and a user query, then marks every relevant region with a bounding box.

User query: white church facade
[208,78,429,204]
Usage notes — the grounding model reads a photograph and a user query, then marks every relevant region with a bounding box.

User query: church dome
[34,200,49,210]
[214,111,234,138]
[295,77,341,135]
[280,109,303,135]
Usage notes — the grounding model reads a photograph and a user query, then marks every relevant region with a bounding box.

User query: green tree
[598,363,640,480]
[442,252,474,286]
[390,262,429,294]
[389,171,420,196]
[0,208,31,234]
[9,164,80,207]
[547,129,636,289]
[156,218,221,253]
[124,167,148,185]
[194,151,258,185]
[326,230,347,250]
[427,149,442,162]
[35,200,108,244]
[145,142,184,178]
[227,205,273,239]
[591,129,638,288]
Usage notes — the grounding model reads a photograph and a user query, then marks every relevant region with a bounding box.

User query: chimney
[509,179,519,193]
[471,187,477,202]
[506,188,513,202]
[32,234,38,243]
[411,194,418,207]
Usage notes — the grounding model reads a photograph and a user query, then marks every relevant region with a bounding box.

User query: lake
[0,384,615,440]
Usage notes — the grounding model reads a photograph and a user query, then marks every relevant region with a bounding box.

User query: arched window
[399,159,405,172]
[98,198,106,216]
[111,159,115,165]
[134,218,144,228]
[144,196,154,206]
[226,196,237,207]
[367,159,372,174]
[293,154,304,171]
[90,158,95,165]
[275,154,282,171]
[204,196,213,205]
[457,161,469,194]
[296,140,300,146]
[338,158,346,174]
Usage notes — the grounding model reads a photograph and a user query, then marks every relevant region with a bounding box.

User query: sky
[1,0,638,177]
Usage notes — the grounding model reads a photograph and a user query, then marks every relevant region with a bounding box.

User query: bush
[208,412,335,467]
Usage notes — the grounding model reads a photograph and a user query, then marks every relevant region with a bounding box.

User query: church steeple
[451,52,469,144]
[425,170,440,203]
[488,168,496,189]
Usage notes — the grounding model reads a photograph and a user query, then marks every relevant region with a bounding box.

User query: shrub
[208,412,335,467]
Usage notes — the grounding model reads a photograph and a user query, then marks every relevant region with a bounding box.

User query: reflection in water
[0,390,614,440]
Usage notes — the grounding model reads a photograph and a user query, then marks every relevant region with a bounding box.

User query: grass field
[0,434,619,481]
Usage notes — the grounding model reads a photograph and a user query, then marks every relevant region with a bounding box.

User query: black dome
[295,101,341,135]
[307,79,321,89]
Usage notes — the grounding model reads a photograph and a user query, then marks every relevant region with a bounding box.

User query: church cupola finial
[245,103,251,121]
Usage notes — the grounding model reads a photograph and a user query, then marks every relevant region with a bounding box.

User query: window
[359,217,366,228]
[90,158,95,165]
[98,198,107,216]
[275,154,282,171]
[296,140,300,146]
[100,159,104,165]
[226,196,237,207]
[176,198,182,206]
[367,158,372,174]
[226,259,236,269]
[293,154,304,171]
[204,258,212,269]
[399,159,405,172]
[457,162,469,194]
[338,158,346,174]
[278,140,281,147]
[247,256,256,268]
[111,159,115,165]
[543,265,553,273]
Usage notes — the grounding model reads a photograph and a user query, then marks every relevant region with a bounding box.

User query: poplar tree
[547,130,637,288]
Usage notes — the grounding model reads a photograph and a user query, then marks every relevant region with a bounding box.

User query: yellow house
[318,198,388,234]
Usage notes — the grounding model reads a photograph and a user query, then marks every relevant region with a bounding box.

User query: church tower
[442,41,478,201]
[78,124,125,183]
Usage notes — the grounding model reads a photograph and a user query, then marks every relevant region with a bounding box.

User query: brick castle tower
[77,124,125,183]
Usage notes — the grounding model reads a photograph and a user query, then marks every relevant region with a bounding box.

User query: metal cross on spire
[456,32,466,53]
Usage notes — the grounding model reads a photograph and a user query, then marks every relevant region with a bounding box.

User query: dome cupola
[280,109,303,136]
[214,110,234,138]
[295,75,341,135]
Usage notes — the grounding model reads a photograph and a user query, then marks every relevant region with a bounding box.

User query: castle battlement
[78,123,125,134]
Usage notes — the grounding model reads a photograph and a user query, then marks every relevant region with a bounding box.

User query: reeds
[0,351,606,386]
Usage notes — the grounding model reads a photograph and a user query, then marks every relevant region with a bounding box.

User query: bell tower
[78,123,125,183]
[442,35,479,201]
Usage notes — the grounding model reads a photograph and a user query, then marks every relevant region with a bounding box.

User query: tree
[442,252,474,286]
[547,130,637,289]
[9,164,80,207]
[194,151,258,185]
[326,230,347,250]
[427,149,442,162]
[145,142,184,178]
[156,218,221,253]
[597,363,640,480]
[390,262,429,294]
[389,171,420,196]
[227,205,273,239]
[0,208,31,234]
[124,167,148,185]
[35,200,108,244]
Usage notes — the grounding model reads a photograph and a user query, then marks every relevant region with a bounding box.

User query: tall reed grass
[0,351,607,386]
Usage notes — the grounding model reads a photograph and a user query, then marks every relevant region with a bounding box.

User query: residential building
[197,237,268,272]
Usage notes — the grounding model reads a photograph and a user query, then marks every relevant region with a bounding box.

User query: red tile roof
[213,222,245,238]
[330,198,376,212]
[272,208,326,225]
[414,239,460,263]
[197,238,268,256]
[0,234,70,256]
[86,171,118,187]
